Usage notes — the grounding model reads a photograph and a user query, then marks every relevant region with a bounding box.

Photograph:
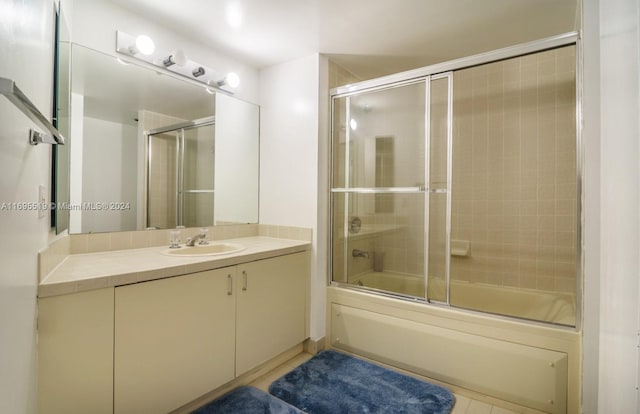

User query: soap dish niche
[451,240,470,257]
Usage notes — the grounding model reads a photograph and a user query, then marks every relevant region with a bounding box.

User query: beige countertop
[39,236,311,298]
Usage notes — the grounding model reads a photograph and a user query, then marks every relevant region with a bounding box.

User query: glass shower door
[147,120,215,229]
[331,81,427,298]
[448,47,578,325]
[147,131,178,229]
[426,75,453,303]
[330,44,579,326]
[181,124,215,227]
[330,76,453,302]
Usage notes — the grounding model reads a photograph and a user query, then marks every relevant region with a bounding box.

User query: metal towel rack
[0,77,65,145]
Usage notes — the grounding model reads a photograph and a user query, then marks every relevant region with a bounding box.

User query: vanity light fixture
[115,30,237,94]
[216,72,240,89]
[162,50,187,67]
[192,66,206,77]
[129,34,155,56]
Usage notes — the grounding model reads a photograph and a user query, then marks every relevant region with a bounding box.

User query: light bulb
[134,34,155,55]
[225,72,240,88]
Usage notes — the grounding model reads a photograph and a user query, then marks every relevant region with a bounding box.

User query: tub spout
[352,249,370,258]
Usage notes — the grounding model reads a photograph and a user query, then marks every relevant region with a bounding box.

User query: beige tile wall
[369,198,423,276]
[450,45,578,294]
[38,234,70,283]
[66,224,258,255]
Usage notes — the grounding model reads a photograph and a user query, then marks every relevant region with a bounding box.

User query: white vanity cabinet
[38,250,310,414]
[236,252,308,375]
[38,288,115,414]
[114,267,237,414]
[112,251,309,414]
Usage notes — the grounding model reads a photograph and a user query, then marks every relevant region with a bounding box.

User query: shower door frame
[329,31,582,329]
[330,75,454,304]
[425,72,454,305]
[331,79,429,300]
[146,116,216,229]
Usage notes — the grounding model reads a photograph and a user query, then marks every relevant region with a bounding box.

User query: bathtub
[351,271,576,326]
[327,282,581,414]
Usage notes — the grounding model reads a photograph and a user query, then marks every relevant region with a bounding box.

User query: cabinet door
[38,288,114,414]
[236,252,309,375]
[114,268,236,414]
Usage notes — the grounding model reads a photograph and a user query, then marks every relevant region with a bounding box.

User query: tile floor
[248,352,523,414]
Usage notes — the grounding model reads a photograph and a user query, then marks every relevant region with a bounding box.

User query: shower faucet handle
[352,249,370,258]
[349,217,362,234]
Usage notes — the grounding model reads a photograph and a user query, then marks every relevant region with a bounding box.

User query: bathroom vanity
[37,236,310,414]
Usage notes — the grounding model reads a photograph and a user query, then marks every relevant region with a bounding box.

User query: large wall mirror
[55,42,259,234]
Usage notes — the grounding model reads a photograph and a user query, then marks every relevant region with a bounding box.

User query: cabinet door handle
[227,274,233,295]
[242,270,248,291]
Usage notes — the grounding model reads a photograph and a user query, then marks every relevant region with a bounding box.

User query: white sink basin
[161,242,245,257]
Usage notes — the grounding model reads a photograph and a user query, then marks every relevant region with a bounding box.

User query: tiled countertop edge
[39,224,312,284]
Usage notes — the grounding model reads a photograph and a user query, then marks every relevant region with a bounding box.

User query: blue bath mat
[269,350,455,414]
[192,386,305,413]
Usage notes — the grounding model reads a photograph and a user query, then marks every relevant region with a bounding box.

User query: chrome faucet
[185,233,205,246]
[352,249,370,258]
[185,228,209,246]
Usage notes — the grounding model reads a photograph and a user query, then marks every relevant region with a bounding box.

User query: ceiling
[109,0,578,80]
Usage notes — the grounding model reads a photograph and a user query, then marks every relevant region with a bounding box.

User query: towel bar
[0,77,65,145]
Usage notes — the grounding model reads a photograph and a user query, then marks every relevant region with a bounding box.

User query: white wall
[259,55,320,227]
[0,0,56,413]
[81,116,137,232]
[215,93,259,224]
[65,0,259,104]
[580,0,601,412]
[582,0,640,412]
[69,91,84,232]
[595,0,640,412]
[259,54,329,339]
[317,55,330,341]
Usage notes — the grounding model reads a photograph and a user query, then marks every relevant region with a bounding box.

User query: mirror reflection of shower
[147,117,215,229]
